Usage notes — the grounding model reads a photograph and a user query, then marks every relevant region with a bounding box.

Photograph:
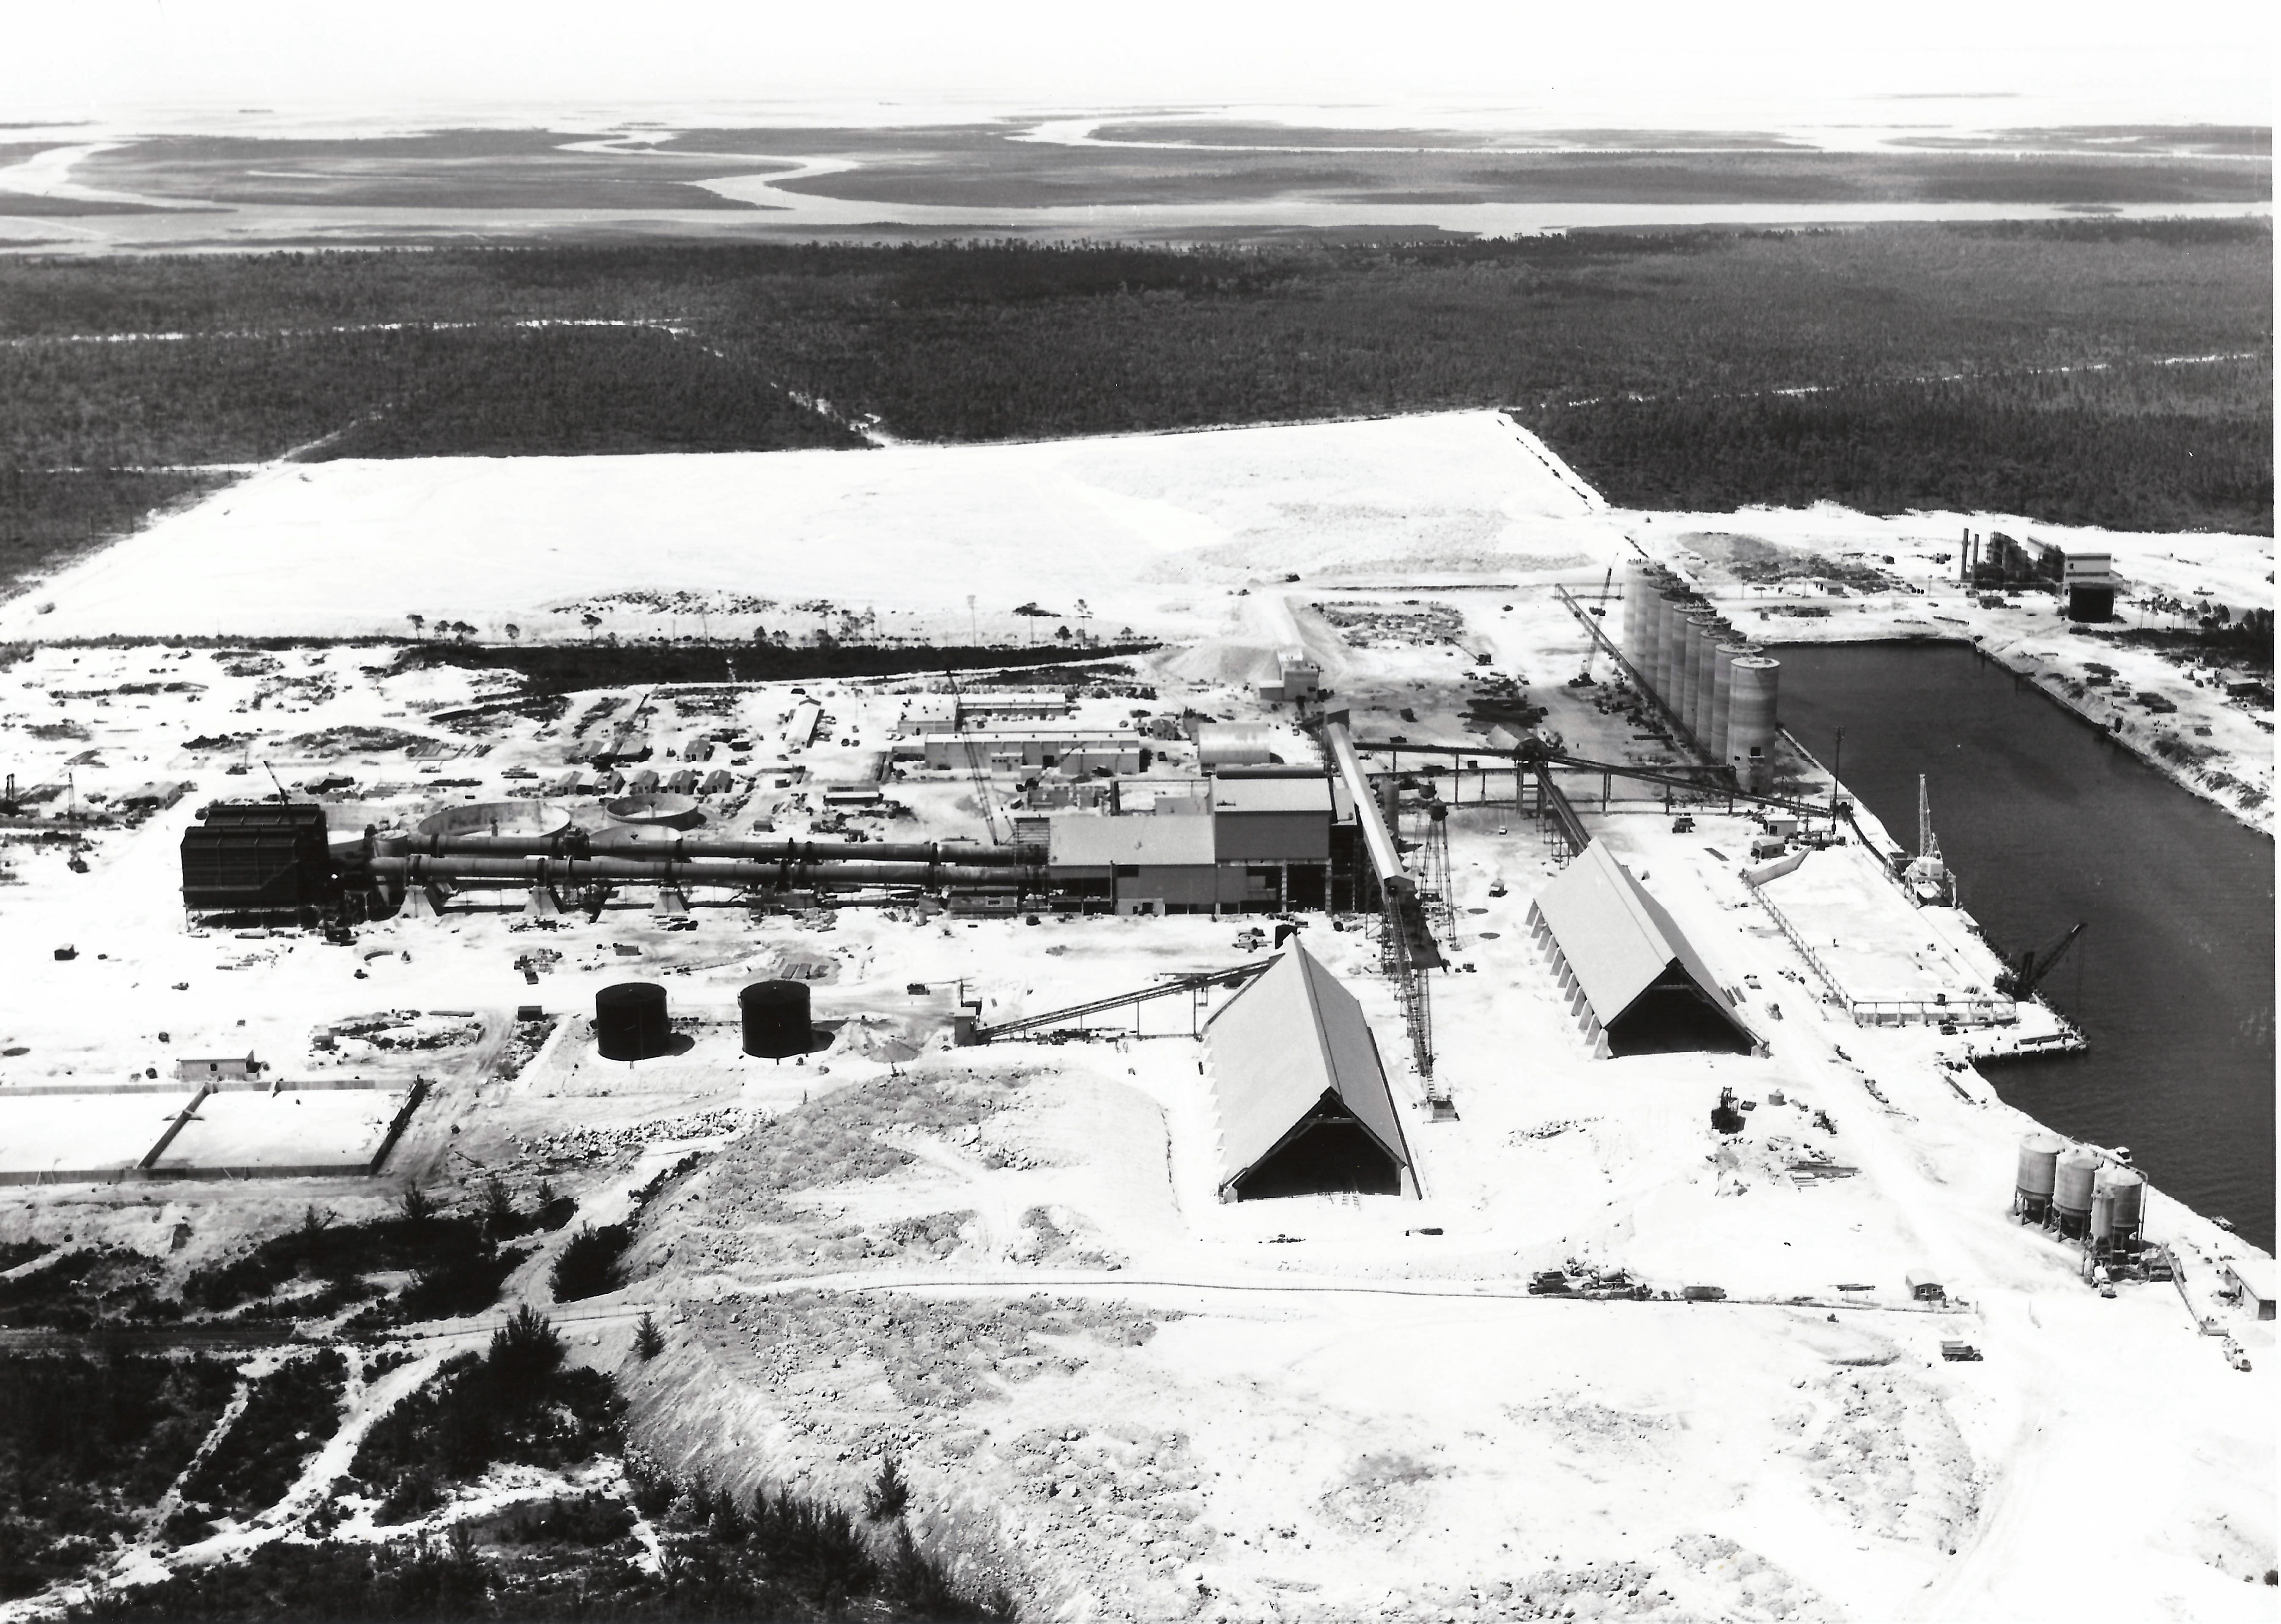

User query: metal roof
[1210,775,1333,815]
[1532,841,1742,1031]
[1047,814,1216,870]
[1203,943,1412,1193]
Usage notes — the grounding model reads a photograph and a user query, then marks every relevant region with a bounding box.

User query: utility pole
[1830,728,1845,828]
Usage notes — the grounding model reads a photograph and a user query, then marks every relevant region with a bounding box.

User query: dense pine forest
[0,220,2269,594]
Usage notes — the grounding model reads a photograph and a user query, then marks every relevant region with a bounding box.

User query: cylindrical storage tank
[1643,586,1670,702]
[2089,1186,2115,1243]
[1675,614,1703,741]
[1623,562,1647,665]
[1710,642,1744,765]
[1692,621,1720,749]
[1678,620,1715,743]
[1656,591,1688,716]
[1726,656,1780,792]
[2052,1146,2099,1237]
[739,979,812,1059]
[595,982,670,1062]
[2015,1133,2062,1215]
[2098,1164,2146,1248]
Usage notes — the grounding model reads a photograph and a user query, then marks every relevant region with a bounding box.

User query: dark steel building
[179,803,335,920]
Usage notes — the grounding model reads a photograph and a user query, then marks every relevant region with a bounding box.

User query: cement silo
[1623,561,1648,668]
[1710,641,1745,766]
[1657,590,1689,718]
[1726,656,1780,793]
[2053,1147,2100,1239]
[1672,614,1700,738]
[1686,614,1719,746]
[1697,623,1723,743]
[2014,1133,2063,1222]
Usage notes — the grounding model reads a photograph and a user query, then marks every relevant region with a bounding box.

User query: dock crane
[1996,922,2089,1000]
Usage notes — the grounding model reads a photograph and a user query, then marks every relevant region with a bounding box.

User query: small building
[1257,648,1322,704]
[1196,721,1272,769]
[622,768,661,794]
[785,700,823,748]
[176,1054,259,1083]
[821,785,884,808]
[924,729,1143,774]
[1525,841,1756,1057]
[699,769,735,796]
[118,781,193,812]
[1047,813,1217,914]
[896,694,961,735]
[664,768,700,795]
[2223,1257,2276,1321]
[2062,551,2116,622]
[1204,942,1416,1201]
[1903,1270,1945,1303]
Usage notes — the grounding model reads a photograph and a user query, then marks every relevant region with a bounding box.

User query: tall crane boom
[1998,922,2089,999]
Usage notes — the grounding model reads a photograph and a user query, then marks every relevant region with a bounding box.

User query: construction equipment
[964,961,1274,1043]
[260,759,291,804]
[1904,775,1955,905]
[942,669,1008,844]
[1416,794,1459,950]
[1578,565,1614,680]
[1997,922,2089,1000]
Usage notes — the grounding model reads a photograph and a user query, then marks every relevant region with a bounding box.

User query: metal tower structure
[1417,795,1460,951]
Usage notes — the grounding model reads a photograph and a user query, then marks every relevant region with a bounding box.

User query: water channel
[1771,641,2275,1254]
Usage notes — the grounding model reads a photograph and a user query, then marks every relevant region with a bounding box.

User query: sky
[2,0,2271,127]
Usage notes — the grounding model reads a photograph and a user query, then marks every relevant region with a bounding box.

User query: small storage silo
[1727,657,1781,793]
[740,979,813,1059]
[595,982,671,1062]
[2015,1133,2063,1221]
[2096,1163,2146,1251]
[2052,1147,2100,1238]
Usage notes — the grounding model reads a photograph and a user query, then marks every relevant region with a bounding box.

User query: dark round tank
[740,980,812,1059]
[595,982,670,1062]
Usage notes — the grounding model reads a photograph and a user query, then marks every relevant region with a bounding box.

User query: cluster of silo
[1619,561,1781,792]
[2020,1134,2144,1255]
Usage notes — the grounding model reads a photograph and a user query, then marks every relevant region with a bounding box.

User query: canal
[1772,641,2275,1254]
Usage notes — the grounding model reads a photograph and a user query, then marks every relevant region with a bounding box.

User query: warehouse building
[921,728,1145,774]
[179,802,336,921]
[1205,942,1416,1201]
[1211,768,1332,911]
[1047,814,1216,914]
[1526,842,1755,1056]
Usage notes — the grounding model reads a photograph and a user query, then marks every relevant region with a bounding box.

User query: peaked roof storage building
[1525,842,1756,1057]
[1203,942,1417,1201]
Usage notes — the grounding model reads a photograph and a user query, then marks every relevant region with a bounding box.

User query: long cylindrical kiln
[1726,656,1780,792]
[740,980,812,1059]
[595,982,670,1062]
[391,831,1040,866]
[370,853,1040,892]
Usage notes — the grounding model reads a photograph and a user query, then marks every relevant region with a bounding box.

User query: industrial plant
[0,408,2267,1622]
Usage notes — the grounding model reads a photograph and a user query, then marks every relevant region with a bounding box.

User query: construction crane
[940,669,1008,844]
[1997,922,2089,1000]
[260,758,291,803]
[1578,565,1614,681]
[1903,775,1955,905]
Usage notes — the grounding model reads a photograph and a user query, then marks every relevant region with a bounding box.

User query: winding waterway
[1772,642,2275,1253]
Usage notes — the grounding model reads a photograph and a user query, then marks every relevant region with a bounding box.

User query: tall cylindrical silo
[1726,656,1780,793]
[595,982,670,1062]
[1710,643,1743,766]
[1683,613,1715,745]
[1672,613,1699,738]
[1692,620,1720,750]
[2053,1147,2099,1238]
[1642,584,1669,702]
[740,979,813,1059]
[1657,590,1688,717]
[1623,561,1647,668]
